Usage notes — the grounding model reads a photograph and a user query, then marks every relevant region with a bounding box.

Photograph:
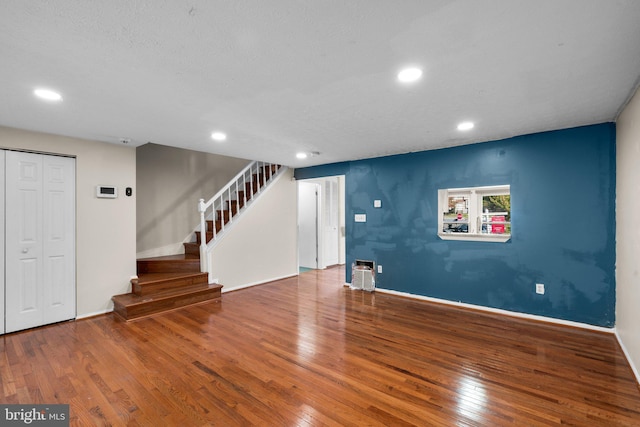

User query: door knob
[22,248,28,253]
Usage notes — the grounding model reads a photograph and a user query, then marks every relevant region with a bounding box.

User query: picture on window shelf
[442,195,470,233]
[481,194,511,235]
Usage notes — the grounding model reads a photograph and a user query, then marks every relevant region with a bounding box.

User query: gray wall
[136,143,250,257]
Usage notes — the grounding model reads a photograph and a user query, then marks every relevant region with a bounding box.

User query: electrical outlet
[536,283,545,295]
[377,265,382,274]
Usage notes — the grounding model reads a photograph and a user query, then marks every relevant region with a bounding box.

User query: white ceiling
[2,1,640,167]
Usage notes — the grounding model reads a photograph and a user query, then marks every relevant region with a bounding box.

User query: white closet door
[0,151,5,335]
[6,151,44,332]
[42,155,75,324]
[5,151,75,333]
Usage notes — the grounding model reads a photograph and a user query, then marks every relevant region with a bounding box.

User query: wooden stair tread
[137,254,200,261]
[113,284,222,305]
[133,271,210,297]
[112,284,222,321]
[136,272,207,284]
[137,255,201,274]
[183,242,200,255]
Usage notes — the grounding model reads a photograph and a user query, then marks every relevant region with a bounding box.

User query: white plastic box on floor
[351,260,375,292]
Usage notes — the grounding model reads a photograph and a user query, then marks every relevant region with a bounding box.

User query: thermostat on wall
[96,185,117,198]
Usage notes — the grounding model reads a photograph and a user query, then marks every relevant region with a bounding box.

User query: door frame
[297,175,345,270]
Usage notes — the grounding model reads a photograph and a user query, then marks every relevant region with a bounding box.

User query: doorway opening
[297,176,345,273]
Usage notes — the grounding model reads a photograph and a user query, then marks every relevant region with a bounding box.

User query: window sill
[438,233,511,243]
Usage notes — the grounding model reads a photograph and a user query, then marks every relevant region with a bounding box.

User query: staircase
[112,255,222,321]
[195,163,283,249]
[112,161,284,321]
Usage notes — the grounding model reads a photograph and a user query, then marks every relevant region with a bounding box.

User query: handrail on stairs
[197,160,284,273]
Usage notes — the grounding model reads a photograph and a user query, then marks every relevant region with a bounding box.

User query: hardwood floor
[2,266,640,426]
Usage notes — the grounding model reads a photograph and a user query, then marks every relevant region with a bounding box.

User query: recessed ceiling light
[296,152,308,159]
[211,132,227,141]
[34,88,62,101]
[397,67,423,83]
[457,121,474,131]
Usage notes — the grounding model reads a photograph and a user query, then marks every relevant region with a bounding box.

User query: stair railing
[197,160,285,272]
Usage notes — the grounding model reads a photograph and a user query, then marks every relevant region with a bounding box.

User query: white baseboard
[374,287,614,334]
[221,273,298,293]
[615,329,640,386]
[76,308,113,320]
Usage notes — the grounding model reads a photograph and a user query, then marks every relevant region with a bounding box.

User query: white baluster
[243,172,247,206]
[252,163,255,197]
[198,198,207,273]
[235,180,239,213]
[227,187,232,223]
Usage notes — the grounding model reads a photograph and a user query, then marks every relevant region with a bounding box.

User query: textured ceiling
[1,1,640,167]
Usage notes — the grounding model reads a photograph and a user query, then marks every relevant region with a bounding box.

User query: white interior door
[323,178,339,266]
[298,182,319,269]
[5,151,75,333]
[6,151,44,332]
[42,155,76,324]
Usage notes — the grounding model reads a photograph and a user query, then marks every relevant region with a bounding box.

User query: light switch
[354,214,367,223]
[374,200,382,208]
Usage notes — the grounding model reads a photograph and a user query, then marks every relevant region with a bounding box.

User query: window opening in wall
[438,185,511,242]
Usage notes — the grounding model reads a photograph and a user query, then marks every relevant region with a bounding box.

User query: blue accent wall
[295,123,616,327]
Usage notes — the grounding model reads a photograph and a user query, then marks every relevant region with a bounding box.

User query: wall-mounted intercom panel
[96,185,117,198]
